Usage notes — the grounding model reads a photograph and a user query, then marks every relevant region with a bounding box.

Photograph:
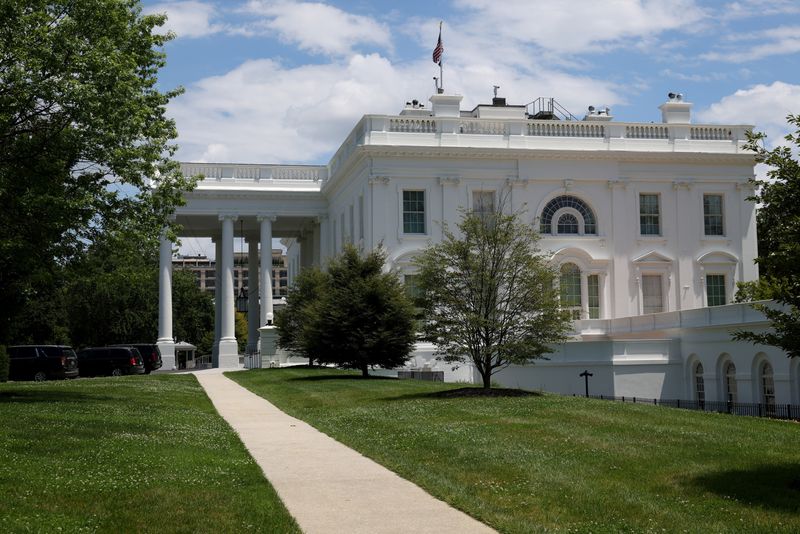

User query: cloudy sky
[141,0,800,256]
[143,0,800,165]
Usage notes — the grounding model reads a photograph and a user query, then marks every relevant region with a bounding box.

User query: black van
[111,344,162,374]
[76,347,146,377]
[8,345,80,381]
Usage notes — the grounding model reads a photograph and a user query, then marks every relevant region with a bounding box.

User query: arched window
[724,362,737,403]
[560,263,582,319]
[557,213,579,234]
[694,362,705,404]
[540,195,597,235]
[760,361,775,410]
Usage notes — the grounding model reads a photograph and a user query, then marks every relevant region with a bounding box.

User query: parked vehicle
[76,347,145,377]
[111,344,162,374]
[7,345,79,381]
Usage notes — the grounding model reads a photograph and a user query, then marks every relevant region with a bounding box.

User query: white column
[157,230,176,370]
[580,271,590,320]
[258,215,275,326]
[217,214,239,367]
[247,236,259,354]
[312,219,322,267]
[212,237,221,367]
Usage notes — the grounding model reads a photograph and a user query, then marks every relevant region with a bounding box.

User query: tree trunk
[361,363,369,378]
[481,370,491,389]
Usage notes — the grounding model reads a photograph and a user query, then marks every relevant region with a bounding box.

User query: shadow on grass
[384,387,543,402]
[0,389,112,404]
[691,463,800,512]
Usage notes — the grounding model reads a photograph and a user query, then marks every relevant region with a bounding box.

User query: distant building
[173,249,288,298]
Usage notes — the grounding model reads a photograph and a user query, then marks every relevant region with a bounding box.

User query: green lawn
[229,367,800,534]
[0,374,299,534]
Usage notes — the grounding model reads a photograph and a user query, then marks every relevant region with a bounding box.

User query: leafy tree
[415,202,572,389]
[235,311,248,354]
[274,267,330,366]
[172,269,214,347]
[734,114,800,357]
[0,0,194,344]
[275,246,416,377]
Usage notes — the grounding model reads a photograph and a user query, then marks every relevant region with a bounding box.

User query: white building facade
[158,92,798,406]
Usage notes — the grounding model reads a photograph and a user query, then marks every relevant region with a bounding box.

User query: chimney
[659,92,692,124]
[429,94,463,117]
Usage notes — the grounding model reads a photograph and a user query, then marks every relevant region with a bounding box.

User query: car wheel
[33,371,47,382]
[111,368,122,377]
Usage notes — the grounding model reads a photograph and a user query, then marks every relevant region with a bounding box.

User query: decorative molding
[438,175,461,186]
[368,175,391,185]
[607,179,628,190]
[257,214,278,223]
[506,176,529,187]
[672,180,693,190]
[563,179,574,191]
[218,213,239,221]
[735,180,755,192]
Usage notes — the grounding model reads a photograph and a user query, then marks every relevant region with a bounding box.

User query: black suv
[8,345,79,381]
[111,344,162,374]
[76,347,146,377]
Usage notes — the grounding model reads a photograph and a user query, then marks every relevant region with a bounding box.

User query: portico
[156,163,328,369]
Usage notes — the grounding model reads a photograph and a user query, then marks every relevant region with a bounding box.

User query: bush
[0,345,8,382]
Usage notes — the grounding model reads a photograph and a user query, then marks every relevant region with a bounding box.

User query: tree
[275,246,416,377]
[274,267,330,366]
[415,201,572,389]
[734,114,800,357]
[0,1,194,344]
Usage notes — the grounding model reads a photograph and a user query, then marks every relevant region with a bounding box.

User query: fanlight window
[540,195,597,235]
[557,213,579,234]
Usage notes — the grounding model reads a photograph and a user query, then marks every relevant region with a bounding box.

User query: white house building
[158,91,798,407]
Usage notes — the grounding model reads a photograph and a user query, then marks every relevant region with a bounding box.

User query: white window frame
[398,186,431,238]
[638,192,662,237]
[702,193,726,237]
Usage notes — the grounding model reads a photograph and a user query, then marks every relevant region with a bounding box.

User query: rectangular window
[704,194,724,236]
[588,274,600,319]
[472,190,495,216]
[706,274,726,306]
[403,274,423,303]
[358,195,364,240]
[642,274,663,314]
[639,194,660,235]
[403,190,426,234]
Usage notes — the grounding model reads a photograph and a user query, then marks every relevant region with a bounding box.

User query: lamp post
[579,369,593,398]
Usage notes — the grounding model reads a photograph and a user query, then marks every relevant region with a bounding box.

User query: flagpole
[438,21,443,93]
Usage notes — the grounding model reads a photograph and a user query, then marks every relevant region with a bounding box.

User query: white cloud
[452,0,707,55]
[701,25,800,63]
[145,1,224,38]
[240,1,392,56]
[169,52,620,164]
[721,0,800,20]
[696,81,800,147]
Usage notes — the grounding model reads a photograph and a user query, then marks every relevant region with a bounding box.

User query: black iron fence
[575,394,800,421]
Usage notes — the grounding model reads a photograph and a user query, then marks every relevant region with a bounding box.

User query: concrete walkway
[194,371,496,534]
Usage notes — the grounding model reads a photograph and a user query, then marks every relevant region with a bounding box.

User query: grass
[229,366,800,534]
[0,374,300,534]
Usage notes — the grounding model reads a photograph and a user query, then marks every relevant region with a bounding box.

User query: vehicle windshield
[64,349,77,359]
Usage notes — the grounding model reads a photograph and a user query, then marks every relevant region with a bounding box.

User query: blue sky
[142,0,800,166]
[141,0,800,257]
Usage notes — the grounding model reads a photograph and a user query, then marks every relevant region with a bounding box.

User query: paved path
[194,371,497,534]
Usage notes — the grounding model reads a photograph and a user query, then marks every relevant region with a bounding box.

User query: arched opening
[694,361,705,406]
[724,361,737,404]
[760,360,776,413]
[557,213,579,234]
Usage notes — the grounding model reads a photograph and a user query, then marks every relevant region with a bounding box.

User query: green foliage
[274,267,330,365]
[275,246,416,376]
[172,269,214,346]
[235,311,248,354]
[415,200,571,388]
[0,0,196,344]
[734,115,800,357]
[0,346,8,382]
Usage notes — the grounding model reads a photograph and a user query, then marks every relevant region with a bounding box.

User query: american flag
[432,25,443,65]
